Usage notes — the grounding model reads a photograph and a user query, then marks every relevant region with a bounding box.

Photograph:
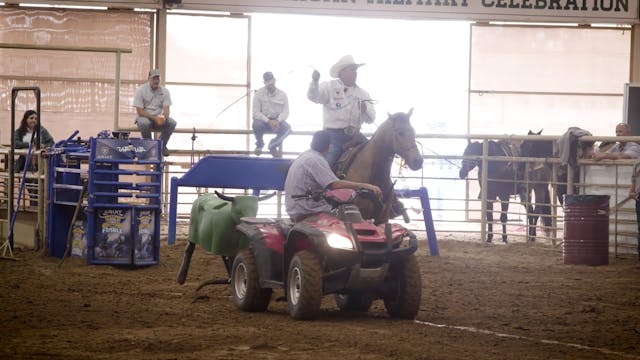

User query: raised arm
[307,70,329,105]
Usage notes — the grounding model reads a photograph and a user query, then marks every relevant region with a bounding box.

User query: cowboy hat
[329,55,365,78]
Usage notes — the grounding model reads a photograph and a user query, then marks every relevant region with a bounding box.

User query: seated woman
[13,110,55,207]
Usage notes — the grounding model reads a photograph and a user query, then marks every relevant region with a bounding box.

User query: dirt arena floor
[1,232,640,360]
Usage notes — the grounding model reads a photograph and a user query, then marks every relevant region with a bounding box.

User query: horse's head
[385,108,423,170]
[520,129,549,158]
[459,141,482,179]
[519,129,554,178]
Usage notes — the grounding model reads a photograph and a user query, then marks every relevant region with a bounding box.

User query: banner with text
[182,0,639,24]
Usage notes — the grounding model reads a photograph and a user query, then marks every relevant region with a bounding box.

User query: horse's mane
[340,109,422,224]
[368,112,408,143]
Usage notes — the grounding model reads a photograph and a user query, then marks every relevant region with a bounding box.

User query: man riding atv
[180,131,421,321]
[284,130,382,222]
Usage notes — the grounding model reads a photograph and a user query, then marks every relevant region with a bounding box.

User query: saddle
[496,139,521,175]
[333,140,368,179]
[497,139,520,159]
[332,139,409,223]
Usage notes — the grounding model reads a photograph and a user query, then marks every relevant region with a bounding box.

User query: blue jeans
[324,129,366,167]
[135,116,177,148]
[252,119,291,150]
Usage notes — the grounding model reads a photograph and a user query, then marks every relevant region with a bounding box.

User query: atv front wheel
[231,249,272,312]
[383,254,421,319]
[334,293,374,312]
[287,250,322,320]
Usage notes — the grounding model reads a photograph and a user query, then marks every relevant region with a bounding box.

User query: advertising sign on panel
[94,138,159,161]
[134,209,156,263]
[93,208,132,263]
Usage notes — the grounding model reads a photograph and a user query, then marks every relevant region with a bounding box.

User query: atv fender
[285,222,329,264]
[284,221,360,282]
[236,219,289,286]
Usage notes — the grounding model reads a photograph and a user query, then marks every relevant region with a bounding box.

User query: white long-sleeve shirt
[307,79,375,130]
[252,87,289,123]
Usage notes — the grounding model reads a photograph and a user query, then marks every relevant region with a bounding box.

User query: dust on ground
[1,236,639,360]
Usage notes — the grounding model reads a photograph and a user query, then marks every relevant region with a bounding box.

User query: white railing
[5,131,637,256]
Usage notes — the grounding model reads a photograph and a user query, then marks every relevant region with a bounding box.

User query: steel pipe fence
[3,132,635,256]
[157,133,639,256]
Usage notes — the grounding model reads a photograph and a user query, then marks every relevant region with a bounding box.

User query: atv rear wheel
[383,254,421,319]
[231,249,272,312]
[334,293,374,312]
[287,250,322,320]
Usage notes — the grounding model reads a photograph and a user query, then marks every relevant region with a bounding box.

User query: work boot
[162,147,170,157]
[269,145,282,158]
[254,146,263,156]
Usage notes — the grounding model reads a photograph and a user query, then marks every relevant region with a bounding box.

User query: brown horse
[518,130,553,241]
[459,140,521,243]
[336,109,424,224]
[459,133,554,243]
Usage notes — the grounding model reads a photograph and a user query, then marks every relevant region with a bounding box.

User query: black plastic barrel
[563,195,610,266]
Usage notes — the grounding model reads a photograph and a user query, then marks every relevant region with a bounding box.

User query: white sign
[182,0,639,23]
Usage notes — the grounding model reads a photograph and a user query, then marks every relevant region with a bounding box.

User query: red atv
[229,188,421,320]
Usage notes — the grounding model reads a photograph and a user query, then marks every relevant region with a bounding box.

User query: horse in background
[518,130,553,241]
[459,140,522,243]
[337,109,423,224]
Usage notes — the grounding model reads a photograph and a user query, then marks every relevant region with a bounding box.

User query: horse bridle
[390,121,420,162]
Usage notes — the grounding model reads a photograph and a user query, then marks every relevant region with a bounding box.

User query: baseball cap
[263,71,275,83]
[148,69,161,78]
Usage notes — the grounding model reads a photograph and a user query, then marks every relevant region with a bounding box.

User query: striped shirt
[284,149,338,220]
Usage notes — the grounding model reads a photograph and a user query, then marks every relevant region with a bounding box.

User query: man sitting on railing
[592,123,640,160]
[133,69,177,157]
[252,71,291,158]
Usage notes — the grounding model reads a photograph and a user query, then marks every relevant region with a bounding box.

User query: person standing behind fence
[14,110,55,207]
[592,123,640,160]
[133,69,177,157]
[252,71,291,158]
[307,55,376,167]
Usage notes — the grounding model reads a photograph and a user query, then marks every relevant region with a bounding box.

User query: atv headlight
[326,233,354,250]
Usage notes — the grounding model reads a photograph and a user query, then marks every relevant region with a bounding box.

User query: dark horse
[459,140,521,243]
[518,130,553,241]
[337,109,424,224]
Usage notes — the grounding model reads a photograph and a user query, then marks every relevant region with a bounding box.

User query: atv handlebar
[292,188,381,206]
